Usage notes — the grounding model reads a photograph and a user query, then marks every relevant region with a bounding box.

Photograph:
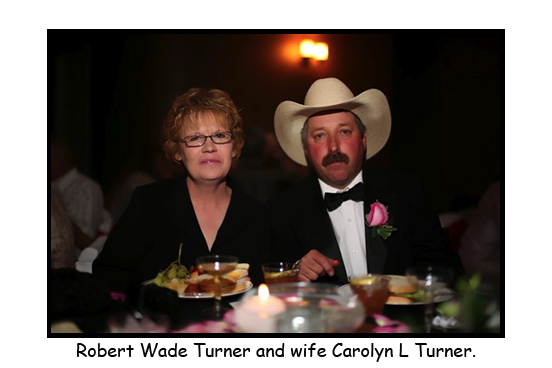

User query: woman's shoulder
[133,175,185,196]
[128,176,188,209]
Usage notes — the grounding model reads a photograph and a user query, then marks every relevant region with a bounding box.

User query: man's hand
[297,249,340,282]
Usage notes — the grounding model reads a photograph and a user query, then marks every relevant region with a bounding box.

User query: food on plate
[152,243,190,294]
[387,275,427,304]
[388,275,417,293]
[387,295,415,304]
[187,263,250,294]
[151,246,250,296]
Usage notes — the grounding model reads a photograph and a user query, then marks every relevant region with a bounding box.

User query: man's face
[303,111,366,189]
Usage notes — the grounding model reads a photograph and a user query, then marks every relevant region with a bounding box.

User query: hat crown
[304,78,354,107]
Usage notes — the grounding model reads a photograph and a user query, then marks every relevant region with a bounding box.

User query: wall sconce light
[300,39,329,64]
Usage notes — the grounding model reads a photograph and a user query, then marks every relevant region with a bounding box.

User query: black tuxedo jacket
[93,176,268,295]
[265,164,464,284]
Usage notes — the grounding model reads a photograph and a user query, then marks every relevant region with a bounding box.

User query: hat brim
[274,89,391,166]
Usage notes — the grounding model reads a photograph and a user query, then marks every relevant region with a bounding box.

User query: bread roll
[388,275,418,294]
[387,295,413,304]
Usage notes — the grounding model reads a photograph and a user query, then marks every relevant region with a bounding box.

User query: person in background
[51,139,105,251]
[266,77,464,284]
[51,189,76,269]
[107,146,176,224]
[458,180,501,291]
[93,88,268,298]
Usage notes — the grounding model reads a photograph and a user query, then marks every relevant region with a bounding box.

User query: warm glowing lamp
[313,42,329,61]
[300,39,329,64]
[300,39,316,59]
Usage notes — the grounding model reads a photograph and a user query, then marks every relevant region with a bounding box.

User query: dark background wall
[48,31,503,213]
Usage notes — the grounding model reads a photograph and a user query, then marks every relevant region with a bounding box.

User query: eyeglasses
[175,131,233,147]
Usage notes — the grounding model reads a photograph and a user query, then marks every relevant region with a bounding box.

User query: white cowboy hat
[274,77,391,166]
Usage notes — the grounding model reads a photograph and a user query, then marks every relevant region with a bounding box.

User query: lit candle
[234,284,286,333]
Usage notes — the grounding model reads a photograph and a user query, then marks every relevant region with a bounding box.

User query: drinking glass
[349,274,390,317]
[196,255,238,319]
[262,262,300,285]
[406,265,453,333]
[268,282,364,333]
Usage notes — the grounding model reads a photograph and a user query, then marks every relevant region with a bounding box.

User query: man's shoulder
[78,174,103,192]
[133,176,183,197]
[363,164,420,190]
[264,165,422,208]
[63,170,103,198]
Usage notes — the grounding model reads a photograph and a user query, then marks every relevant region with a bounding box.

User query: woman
[93,88,268,297]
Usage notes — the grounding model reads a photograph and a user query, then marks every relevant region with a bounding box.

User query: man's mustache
[322,151,349,166]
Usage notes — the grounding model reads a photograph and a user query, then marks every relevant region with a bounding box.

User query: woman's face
[174,111,235,184]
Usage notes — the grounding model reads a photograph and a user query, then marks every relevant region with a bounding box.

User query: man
[266,78,463,284]
[51,139,105,251]
[458,180,500,291]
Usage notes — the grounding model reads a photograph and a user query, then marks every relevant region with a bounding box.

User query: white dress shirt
[318,171,367,278]
[52,167,105,239]
[51,189,76,269]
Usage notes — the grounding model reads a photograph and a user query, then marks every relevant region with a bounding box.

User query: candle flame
[258,283,270,301]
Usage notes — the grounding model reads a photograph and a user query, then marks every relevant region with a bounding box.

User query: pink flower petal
[367,203,389,226]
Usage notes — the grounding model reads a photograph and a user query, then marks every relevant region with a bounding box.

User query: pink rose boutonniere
[366,201,397,240]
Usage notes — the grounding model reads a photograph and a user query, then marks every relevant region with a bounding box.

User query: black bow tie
[324,182,365,211]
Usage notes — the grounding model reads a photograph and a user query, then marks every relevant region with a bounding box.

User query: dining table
[168,295,425,333]
[50,280,495,334]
